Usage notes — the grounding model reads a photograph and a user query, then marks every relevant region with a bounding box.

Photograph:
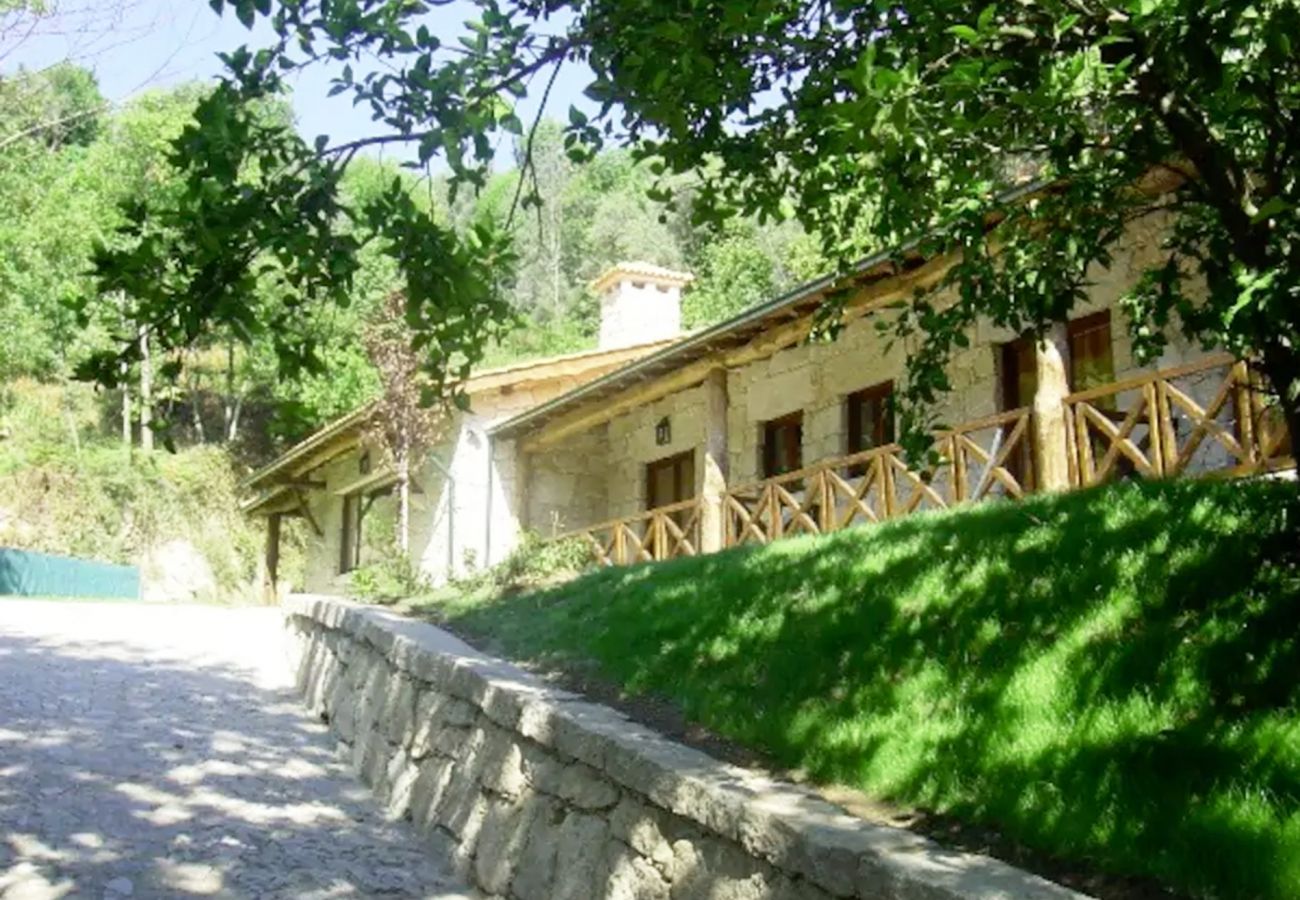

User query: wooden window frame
[644,450,696,511]
[846,381,896,456]
[761,411,804,479]
[338,489,386,575]
[1066,310,1115,394]
[997,310,1116,411]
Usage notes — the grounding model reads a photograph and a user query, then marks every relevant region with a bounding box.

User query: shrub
[475,531,595,593]
[350,553,429,604]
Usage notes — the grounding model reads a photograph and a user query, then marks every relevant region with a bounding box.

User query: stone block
[551,811,612,900]
[381,674,418,747]
[550,701,629,769]
[445,788,489,855]
[354,724,391,791]
[520,743,566,796]
[385,751,421,820]
[558,762,621,811]
[510,795,564,900]
[768,876,834,900]
[406,642,460,687]
[432,724,473,760]
[473,792,541,895]
[477,728,529,799]
[329,679,358,743]
[408,756,455,831]
[610,798,679,877]
[410,692,478,760]
[606,841,671,900]
[669,836,773,900]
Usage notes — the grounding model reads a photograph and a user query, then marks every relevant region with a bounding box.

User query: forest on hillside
[0,64,823,461]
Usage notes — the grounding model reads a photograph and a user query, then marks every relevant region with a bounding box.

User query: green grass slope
[0,380,302,599]
[424,479,1300,900]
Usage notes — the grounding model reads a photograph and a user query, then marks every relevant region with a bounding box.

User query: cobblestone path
[0,599,473,900]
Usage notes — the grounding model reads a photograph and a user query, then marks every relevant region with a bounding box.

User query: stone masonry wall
[525,424,611,537]
[284,594,1088,900]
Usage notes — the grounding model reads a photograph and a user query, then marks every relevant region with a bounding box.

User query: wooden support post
[264,512,282,603]
[1032,322,1073,492]
[700,368,730,553]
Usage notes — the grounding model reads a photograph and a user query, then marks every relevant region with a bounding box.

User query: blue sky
[3,0,595,164]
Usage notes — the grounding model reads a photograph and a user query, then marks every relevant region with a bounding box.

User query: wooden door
[645,451,695,510]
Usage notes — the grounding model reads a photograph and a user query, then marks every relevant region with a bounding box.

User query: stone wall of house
[605,385,709,520]
[525,424,612,538]
[284,594,1083,900]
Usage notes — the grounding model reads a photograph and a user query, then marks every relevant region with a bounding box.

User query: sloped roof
[241,336,677,495]
[489,175,1098,444]
[489,246,918,443]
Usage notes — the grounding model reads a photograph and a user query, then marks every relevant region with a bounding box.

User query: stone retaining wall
[284,594,1088,900]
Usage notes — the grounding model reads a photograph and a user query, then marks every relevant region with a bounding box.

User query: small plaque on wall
[655,417,671,446]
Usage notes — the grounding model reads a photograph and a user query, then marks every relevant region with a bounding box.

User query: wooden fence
[725,407,1034,547]
[562,357,1293,566]
[1065,354,1292,487]
[573,498,703,567]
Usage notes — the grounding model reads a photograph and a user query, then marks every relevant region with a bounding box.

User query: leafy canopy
[88,0,1300,443]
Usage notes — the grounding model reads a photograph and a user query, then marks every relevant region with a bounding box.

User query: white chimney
[590,261,693,351]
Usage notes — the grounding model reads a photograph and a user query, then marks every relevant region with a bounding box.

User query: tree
[86,0,1300,450]
[362,291,451,556]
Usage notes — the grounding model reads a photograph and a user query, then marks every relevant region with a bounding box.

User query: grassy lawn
[411,479,1300,900]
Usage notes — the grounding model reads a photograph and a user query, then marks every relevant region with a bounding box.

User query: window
[846,381,895,455]
[997,311,1116,410]
[762,412,804,478]
[1067,311,1115,393]
[645,451,696,510]
[997,311,1117,488]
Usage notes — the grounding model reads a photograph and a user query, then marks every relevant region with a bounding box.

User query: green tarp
[0,547,140,599]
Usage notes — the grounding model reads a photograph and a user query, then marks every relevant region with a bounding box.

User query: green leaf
[947,24,980,44]
[1251,196,1290,223]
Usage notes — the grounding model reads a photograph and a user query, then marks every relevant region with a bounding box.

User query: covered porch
[504,352,1293,568]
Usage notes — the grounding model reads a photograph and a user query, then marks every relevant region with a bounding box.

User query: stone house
[245,218,1292,591]
[241,263,688,593]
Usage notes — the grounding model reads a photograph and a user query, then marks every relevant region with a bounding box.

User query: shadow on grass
[443,479,1300,900]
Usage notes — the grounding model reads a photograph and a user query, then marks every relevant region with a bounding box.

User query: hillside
[409,478,1300,900]
[0,381,301,600]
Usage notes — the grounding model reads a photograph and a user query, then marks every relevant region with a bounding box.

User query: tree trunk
[189,386,206,443]
[138,326,153,452]
[223,341,237,442]
[397,431,411,556]
[1260,345,1300,460]
[120,359,131,447]
[61,382,81,458]
[226,393,244,443]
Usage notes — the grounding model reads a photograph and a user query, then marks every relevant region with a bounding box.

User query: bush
[350,553,429,604]
[473,531,595,593]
